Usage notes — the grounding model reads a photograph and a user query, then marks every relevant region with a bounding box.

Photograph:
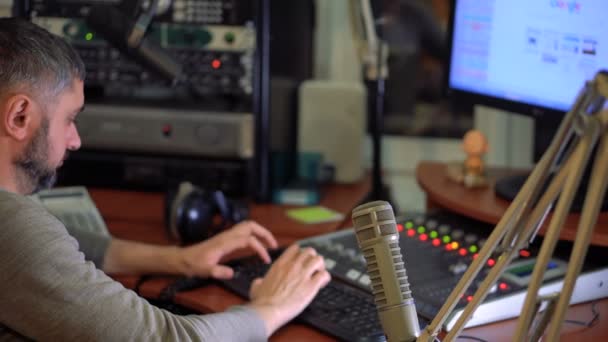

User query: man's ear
[3,94,36,141]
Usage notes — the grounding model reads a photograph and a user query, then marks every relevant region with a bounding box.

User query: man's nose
[68,127,82,151]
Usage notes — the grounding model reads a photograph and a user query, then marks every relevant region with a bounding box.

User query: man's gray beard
[14,117,58,194]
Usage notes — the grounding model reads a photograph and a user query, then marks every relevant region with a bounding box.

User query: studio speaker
[298,81,366,183]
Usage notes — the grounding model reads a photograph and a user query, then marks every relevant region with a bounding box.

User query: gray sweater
[0,190,267,341]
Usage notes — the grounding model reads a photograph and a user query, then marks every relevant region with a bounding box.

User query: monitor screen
[447,0,607,115]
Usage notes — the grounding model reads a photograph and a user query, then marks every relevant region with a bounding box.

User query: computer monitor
[446,0,608,210]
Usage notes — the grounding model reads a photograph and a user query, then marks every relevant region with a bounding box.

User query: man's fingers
[274,244,300,265]
[249,277,263,296]
[248,236,271,264]
[311,269,332,289]
[210,265,235,279]
[246,221,278,249]
[294,247,317,265]
[302,254,326,277]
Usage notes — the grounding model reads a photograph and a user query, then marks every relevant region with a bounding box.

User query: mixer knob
[449,262,468,275]
[346,269,362,281]
[359,274,371,287]
[464,234,478,244]
[345,248,356,258]
[452,229,464,240]
[478,239,487,248]
[310,240,329,250]
[334,243,344,253]
[426,219,438,229]
[414,216,425,225]
[438,224,451,235]
[315,239,331,250]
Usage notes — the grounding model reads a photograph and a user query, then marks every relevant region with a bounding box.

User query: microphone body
[352,201,420,342]
[86,5,183,83]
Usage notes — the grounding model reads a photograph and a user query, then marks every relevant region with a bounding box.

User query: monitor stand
[495,172,608,213]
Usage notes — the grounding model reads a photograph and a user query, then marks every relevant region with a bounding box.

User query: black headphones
[165,182,249,244]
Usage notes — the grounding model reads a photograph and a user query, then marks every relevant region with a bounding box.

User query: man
[0,18,330,341]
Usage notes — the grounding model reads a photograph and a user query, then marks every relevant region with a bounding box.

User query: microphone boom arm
[418,70,608,341]
[127,0,159,48]
[349,0,389,81]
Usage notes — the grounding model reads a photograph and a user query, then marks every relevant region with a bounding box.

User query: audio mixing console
[219,211,608,341]
[298,212,608,330]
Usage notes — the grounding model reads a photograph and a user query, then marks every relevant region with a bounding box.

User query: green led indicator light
[429,231,438,239]
[469,245,478,253]
[442,235,451,244]
[85,32,93,41]
[417,226,426,234]
[405,221,414,229]
[224,32,236,44]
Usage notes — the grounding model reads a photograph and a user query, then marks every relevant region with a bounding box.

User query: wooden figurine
[447,129,489,188]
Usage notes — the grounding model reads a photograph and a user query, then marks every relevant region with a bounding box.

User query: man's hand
[177,220,278,279]
[247,244,331,337]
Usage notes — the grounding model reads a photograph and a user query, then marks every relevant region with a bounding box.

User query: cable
[457,335,488,342]
[563,301,600,328]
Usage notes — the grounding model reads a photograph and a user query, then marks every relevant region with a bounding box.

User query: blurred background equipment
[18,0,315,201]
[376,0,448,135]
[298,80,366,184]
[23,0,257,101]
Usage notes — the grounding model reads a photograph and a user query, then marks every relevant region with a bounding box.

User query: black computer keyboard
[219,257,391,342]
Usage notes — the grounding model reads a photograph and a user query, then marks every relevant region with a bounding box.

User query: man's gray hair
[0,17,86,101]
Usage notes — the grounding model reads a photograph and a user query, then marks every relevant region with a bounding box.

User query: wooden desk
[416,161,608,246]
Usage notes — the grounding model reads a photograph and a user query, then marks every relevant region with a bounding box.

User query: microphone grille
[376,208,395,221]
[379,223,397,236]
[352,214,372,229]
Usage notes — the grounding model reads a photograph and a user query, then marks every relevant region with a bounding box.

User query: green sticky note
[286,206,344,224]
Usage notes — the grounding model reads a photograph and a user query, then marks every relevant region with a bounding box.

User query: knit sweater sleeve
[0,191,267,342]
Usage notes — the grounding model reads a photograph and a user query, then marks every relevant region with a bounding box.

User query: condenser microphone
[85,5,183,84]
[352,201,420,342]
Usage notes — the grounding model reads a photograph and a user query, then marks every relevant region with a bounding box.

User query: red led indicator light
[473,253,479,259]
[432,238,441,247]
[458,248,467,256]
[467,295,473,302]
[499,283,509,291]
[419,234,428,241]
[211,59,222,69]
[519,250,531,258]
[407,229,416,237]
[487,259,496,267]
[162,124,172,137]
[445,244,453,251]
[397,224,404,232]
